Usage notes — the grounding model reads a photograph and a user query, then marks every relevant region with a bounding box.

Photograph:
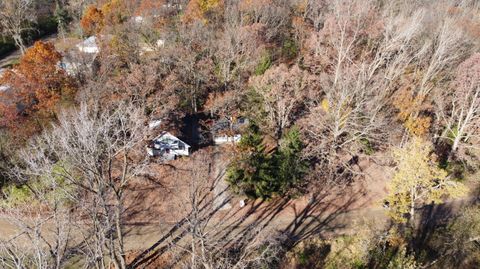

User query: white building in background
[140,39,166,54]
[146,131,190,160]
[76,36,99,54]
[211,117,249,145]
[214,134,242,145]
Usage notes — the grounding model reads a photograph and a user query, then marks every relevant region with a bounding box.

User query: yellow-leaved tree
[183,0,223,24]
[385,138,468,224]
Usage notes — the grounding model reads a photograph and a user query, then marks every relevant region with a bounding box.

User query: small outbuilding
[146,131,190,160]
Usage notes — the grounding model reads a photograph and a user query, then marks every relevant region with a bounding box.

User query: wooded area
[0,0,479,268]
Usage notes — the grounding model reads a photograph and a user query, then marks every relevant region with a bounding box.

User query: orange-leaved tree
[393,86,432,137]
[80,1,131,36]
[183,0,224,24]
[0,41,76,136]
[80,5,104,36]
[101,0,130,28]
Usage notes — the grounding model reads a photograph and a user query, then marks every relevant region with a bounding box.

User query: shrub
[254,52,272,76]
[1,185,34,208]
[282,38,298,60]
[226,123,273,198]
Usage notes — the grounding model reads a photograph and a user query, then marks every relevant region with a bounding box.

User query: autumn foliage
[183,0,224,24]
[135,0,165,16]
[80,5,104,36]
[393,88,432,136]
[101,0,129,27]
[0,41,76,136]
[80,0,130,36]
[385,138,467,224]
[2,0,480,267]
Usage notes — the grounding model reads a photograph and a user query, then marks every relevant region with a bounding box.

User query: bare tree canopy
[0,0,37,54]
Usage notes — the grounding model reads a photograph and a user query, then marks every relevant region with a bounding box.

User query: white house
[214,134,242,144]
[212,117,249,145]
[58,48,98,77]
[146,131,190,160]
[76,36,99,54]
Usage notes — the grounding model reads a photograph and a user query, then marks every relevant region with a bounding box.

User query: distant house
[76,36,99,54]
[146,131,190,160]
[212,117,249,145]
[58,49,98,77]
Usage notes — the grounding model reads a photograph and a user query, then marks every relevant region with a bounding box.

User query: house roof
[82,36,97,47]
[76,36,99,53]
[211,117,249,135]
[152,131,191,148]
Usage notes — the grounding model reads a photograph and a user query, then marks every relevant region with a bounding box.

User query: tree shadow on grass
[127,174,371,268]
[282,182,370,248]
[410,195,479,267]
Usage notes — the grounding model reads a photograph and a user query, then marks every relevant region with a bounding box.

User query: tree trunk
[115,204,126,269]
[447,137,461,163]
[12,33,26,55]
[410,187,416,227]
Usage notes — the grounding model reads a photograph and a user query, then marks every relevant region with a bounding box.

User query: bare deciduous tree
[417,17,469,97]
[0,169,74,269]
[166,23,216,113]
[238,0,289,42]
[9,102,146,269]
[0,0,37,54]
[302,0,386,154]
[440,53,480,154]
[251,64,310,139]
[300,0,431,183]
[216,5,267,91]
